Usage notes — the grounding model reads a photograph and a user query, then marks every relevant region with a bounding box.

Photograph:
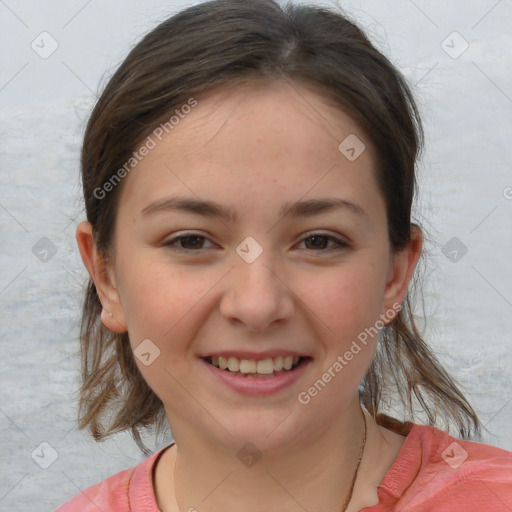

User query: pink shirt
[55,424,512,511]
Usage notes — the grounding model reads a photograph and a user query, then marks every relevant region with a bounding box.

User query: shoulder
[415,424,512,481]
[54,448,167,512]
[382,424,512,511]
[54,465,135,512]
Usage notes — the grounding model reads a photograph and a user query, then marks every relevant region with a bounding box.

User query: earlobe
[75,221,127,333]
[383,225,423,319]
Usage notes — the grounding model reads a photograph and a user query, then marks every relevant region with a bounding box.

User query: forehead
[118,79,381,218]
[160,79,373,162]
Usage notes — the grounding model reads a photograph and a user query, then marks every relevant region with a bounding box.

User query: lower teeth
[226,370,284,378]
[220,363,301,377]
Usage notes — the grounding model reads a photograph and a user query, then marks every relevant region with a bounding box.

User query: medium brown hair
[78,0,480,453]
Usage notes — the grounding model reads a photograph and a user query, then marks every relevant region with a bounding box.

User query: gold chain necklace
[340,407,367,512]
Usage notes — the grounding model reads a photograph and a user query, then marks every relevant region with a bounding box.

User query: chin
[212,407,309,453]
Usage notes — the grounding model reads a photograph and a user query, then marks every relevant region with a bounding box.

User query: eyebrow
[140,196,369,223]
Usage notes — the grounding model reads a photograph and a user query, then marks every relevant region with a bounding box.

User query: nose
[219,254,295,331]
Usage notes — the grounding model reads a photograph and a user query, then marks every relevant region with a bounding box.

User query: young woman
[56,0,512,510]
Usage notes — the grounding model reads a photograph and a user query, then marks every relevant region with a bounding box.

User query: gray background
[1,0,511,510]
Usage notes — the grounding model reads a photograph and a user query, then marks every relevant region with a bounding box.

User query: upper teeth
[210,355,300,374]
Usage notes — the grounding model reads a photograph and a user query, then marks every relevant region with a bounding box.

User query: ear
[76,221,127,333]
[382,225,422,322]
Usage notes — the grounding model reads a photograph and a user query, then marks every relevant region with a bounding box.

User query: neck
[159,397,376,512]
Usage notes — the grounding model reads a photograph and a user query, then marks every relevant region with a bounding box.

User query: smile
[201,354,311,395]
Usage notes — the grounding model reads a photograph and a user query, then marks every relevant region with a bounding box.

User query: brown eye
[164,233,215,251]
[299,233,348,251]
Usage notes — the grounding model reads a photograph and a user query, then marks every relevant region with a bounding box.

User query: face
[90,79,414,451]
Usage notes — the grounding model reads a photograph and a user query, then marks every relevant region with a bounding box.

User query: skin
[77,79,422,512]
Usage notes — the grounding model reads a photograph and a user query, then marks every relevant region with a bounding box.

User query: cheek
[116,260,218,404]
[306,262,387,341]
[296,269,384,409]
[116,255,214,353]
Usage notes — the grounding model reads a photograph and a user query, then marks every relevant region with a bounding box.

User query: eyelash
[163,231,349,253]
